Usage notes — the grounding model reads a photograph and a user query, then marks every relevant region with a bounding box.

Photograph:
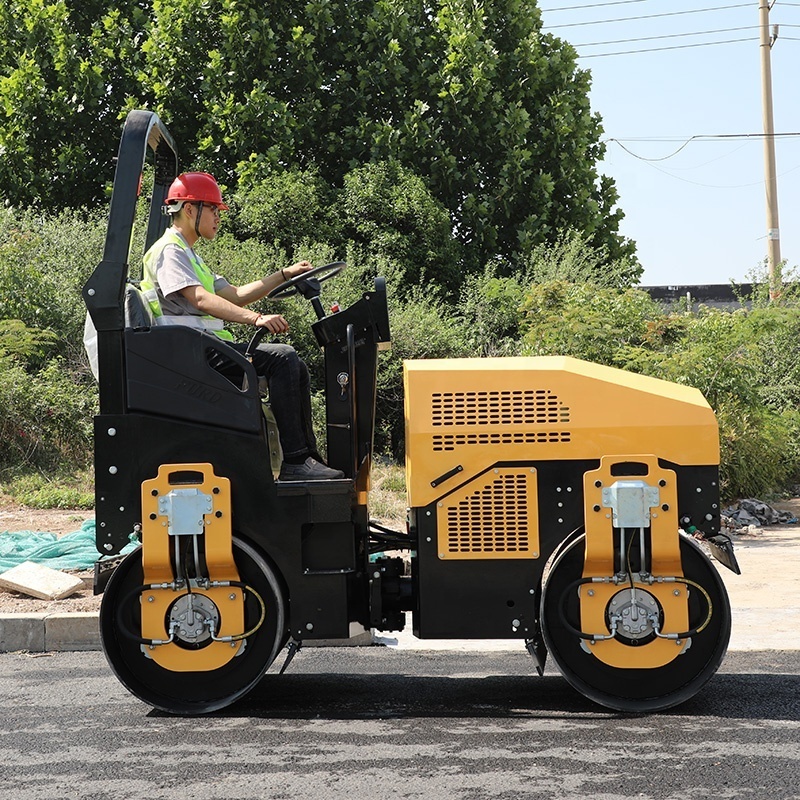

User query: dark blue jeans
[223,341,317,459]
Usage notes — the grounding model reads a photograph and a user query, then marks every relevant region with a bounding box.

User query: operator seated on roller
[141,171,344,482]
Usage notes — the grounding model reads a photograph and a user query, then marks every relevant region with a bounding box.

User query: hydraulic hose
[557,577,598,641]
[218,581,266,641]
[658,576,713,639]
[115,584,158,646]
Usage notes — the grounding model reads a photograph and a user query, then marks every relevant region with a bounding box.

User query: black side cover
[125,327,261,433]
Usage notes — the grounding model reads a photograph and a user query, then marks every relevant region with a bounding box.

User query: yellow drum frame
[140,463,244,672]
[580,455,689,669]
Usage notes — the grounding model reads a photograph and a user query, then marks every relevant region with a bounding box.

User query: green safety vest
[141,228,234,342]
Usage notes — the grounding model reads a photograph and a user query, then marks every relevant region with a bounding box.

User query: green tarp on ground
[0,520,138,573]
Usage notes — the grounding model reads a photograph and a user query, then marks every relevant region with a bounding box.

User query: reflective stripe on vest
[142,229,234,342]
[152,315,225,332]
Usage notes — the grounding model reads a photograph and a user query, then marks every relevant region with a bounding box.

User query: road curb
[0,612,100,653]
[0,612,375,653]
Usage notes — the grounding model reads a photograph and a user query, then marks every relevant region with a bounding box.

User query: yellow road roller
[84,110,738,715]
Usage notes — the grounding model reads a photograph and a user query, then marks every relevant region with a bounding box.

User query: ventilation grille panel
[431,389,570,427]
[432,431,570,451]
[437,469,540,560]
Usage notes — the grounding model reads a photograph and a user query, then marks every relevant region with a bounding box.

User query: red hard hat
[165,172,229,210]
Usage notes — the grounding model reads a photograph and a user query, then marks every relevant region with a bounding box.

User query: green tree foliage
[230,166,335,254]
[0,0,635,280]
[142,0,633,272]
[336,161,463,292]
[224,160,462,296]
[0,0,150,208]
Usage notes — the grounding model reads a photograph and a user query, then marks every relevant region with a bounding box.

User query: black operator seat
[123,282,155,330]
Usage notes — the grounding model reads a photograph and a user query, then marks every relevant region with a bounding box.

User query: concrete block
[0,561,84,600]
[0,613,46,652]
[44,613,101,651]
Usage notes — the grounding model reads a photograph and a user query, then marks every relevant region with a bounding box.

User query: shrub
[520,228,641,289]
[458,271,528,356]
[520,279,800,499]
[1,470,94,510]
[0,354,95,474]
[374,290,473,457]
[618,307,762,410]
[520,281,660,365]
[0,207,106,375]
[716,404,794,500]
[0,209,99,484]
[3,187,798,504]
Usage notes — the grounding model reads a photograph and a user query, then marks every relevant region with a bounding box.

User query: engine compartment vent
[431,389,570,427]
[437,468,540,560]
[432,430,571,452]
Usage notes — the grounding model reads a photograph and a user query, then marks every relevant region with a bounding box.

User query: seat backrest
[124,283,155,329]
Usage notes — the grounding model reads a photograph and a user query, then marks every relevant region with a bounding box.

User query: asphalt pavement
[0,648,798,799]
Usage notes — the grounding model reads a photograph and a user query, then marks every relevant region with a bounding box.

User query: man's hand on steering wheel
[268,261,346,300]
[246,261,346,357]
[282,260,313,282]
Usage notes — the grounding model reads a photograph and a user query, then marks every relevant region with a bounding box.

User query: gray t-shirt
[153,230,230,317]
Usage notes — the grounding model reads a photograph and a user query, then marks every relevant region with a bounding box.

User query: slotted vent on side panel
[432,431,571,451]
[431,389,570,427]
[436,468,540,560]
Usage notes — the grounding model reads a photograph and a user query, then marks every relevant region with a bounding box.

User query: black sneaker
[278,457,345,481]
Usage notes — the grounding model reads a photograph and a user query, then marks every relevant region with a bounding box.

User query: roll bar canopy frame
[82,110,179,414]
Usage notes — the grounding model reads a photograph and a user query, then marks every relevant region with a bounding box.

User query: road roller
[84,110,739,715]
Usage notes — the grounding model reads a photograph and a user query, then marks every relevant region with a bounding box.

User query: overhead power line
[578,36,754,57]
[606,133,800,162]
[574,25,756,47]
[541,0,646,10]
[542,3,753,30]
[620,158,800,191]
[608,133,800,142]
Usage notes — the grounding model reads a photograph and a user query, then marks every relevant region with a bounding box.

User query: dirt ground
[0,502,99,615]
[0,504,92,537]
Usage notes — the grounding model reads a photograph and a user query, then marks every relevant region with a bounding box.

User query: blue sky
[540,0,800,286]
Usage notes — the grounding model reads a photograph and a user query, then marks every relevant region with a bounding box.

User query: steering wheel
[245,261,346,359]
[266,261,346,300]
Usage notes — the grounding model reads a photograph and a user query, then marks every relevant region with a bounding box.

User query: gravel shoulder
[0,502,98,614]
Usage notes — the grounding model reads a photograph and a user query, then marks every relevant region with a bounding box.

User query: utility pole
[759,0,781,296]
